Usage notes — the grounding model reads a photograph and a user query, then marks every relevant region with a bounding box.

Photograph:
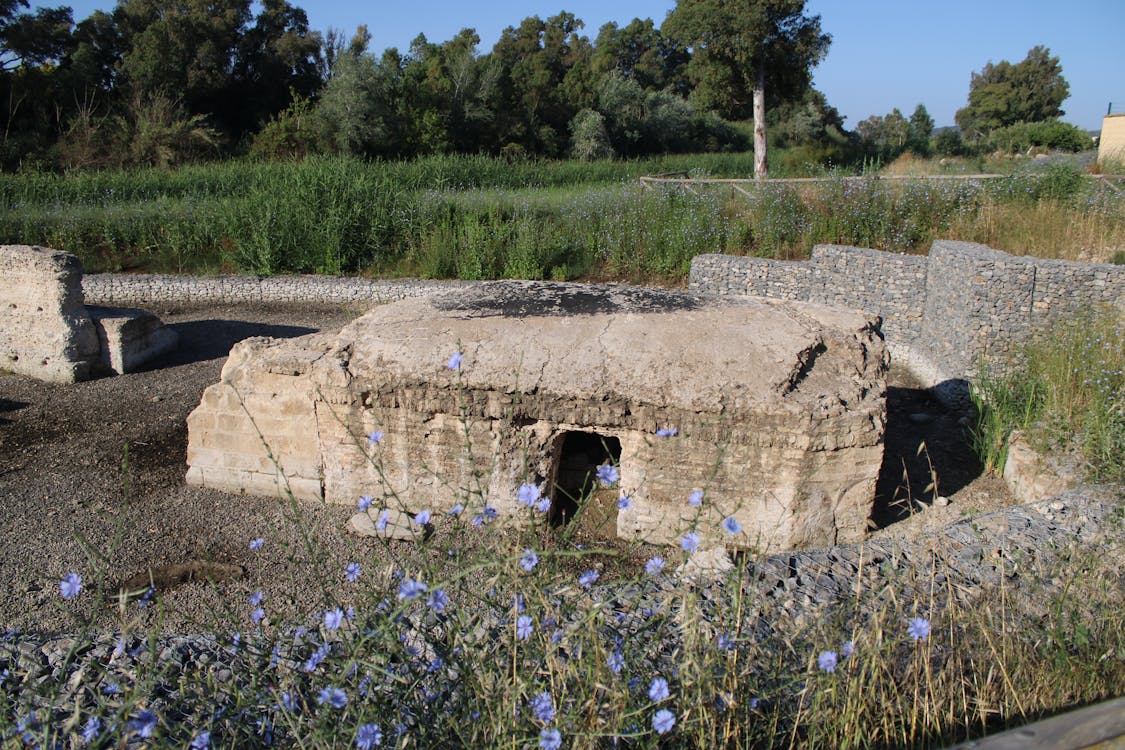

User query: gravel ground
[0,300,1023,634]
[0,302,370,633]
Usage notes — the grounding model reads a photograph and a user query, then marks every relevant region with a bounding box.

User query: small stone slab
[88,305,178,375]
[347,509,430,541]
[1002,430,1078,503]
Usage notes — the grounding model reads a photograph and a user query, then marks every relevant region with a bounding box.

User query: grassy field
[1,152,1121,280]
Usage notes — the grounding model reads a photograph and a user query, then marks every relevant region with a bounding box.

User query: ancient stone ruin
[0,245,177,383]
[186,282,888,552]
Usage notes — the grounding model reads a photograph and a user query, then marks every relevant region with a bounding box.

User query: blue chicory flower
[539,727,562,750]
[518,483,541,507]
[681,531,700,553]
[427,589,448,612]
[355,723,383,749]
[398,579,428,601]
[59,572,82,600]
[324,608,344,630]
[908,617,931,642]
[529,691,555,722]
[595,464,619,486]
[345,562,361,582]
[653,708,675,734]
[316,687,347,708]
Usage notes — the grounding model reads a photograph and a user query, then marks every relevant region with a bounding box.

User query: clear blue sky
[61,0,1124,131]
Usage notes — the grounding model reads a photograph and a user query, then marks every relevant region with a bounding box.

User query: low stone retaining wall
[690,241,1125,391]
[83,273,461,307]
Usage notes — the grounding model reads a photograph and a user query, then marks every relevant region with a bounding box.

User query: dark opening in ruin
[549,431,622,530]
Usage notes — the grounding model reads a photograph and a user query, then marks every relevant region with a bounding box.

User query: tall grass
[970,306,1125,483]
[0,156,1121,278]
[5,354,1122,748]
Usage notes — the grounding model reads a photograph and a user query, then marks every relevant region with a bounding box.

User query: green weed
[970,306,1125,482]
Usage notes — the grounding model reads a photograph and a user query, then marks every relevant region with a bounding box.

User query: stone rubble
[83,273,463,308]
[2,485,1117,731]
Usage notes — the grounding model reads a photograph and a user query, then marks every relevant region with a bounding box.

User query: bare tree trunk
[753,62,767,179]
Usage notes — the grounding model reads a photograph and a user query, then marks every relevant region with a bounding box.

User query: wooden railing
[639,172,1125,196]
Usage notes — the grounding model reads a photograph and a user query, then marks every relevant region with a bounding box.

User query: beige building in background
[1097,113,1125,165]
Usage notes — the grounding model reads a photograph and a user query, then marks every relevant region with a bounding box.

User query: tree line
[0,0,1088,172]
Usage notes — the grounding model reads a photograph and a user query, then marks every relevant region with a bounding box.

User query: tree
[955,45,1068,138]
[115,0,251,124]
[491,12,594,156]
[399,29,498,154]
[907,104,933,156]
[1,1,72,72]
[767,86,846,147]
[569,108,613,159]
[592,18,688,95]
[228,0,323,139]
[856,108,909,161]
[1,0,74,163]
[663,0,829,177]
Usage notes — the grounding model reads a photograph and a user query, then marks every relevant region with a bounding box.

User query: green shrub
[986,119,1094,154]
[249,96,320,161]
[933,129,968,157]
[569,110,615,161]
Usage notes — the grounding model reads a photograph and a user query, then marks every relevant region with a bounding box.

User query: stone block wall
[920,241,1037,376]
[808,245,928,342]
[689,241,1124,389]
[185,333,330,502]
[689,254,811,300]
[0,245,101,382]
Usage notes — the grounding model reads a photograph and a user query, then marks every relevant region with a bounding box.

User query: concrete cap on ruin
[332,280,882,414]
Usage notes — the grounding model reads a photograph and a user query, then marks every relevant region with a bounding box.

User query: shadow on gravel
[871,385,983,529]
[137,320,318,369]
[0,399,28,425]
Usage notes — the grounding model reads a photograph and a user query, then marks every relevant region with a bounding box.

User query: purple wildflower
[653,708,675,735]
[59,572,82,600]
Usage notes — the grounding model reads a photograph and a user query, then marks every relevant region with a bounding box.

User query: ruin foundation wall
[185,284,889,553]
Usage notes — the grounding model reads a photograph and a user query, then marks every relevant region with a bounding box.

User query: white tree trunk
[753,62,767,179]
